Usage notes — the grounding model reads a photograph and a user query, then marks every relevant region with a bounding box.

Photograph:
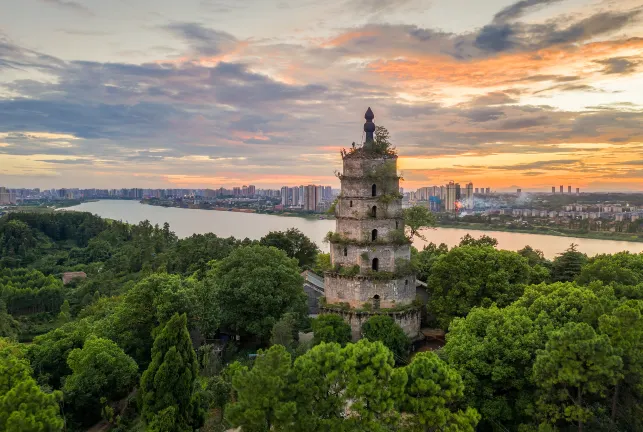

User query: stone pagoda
[322,108,421,341]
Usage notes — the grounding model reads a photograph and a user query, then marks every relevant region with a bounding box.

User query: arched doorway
[371,229,378,241]
[372,258,379,271]
[372,184,377,197]
[373,294,380,310]
[371,206,377,218]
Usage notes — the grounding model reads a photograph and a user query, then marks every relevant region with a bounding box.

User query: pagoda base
[319,306,421,342]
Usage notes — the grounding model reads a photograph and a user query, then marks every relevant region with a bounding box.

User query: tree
[0,338,64,432]
[312,253,332,274]
[361,315,410,362]
[111,273,198,365]
[227,345,296,432]
[208,245,307,341]
[290,342,348,431]
[312,314,352,345]
[140,313,203,432]
[400,351,480,431]
[413,243,448,282]
[63,337,138,426]
[0,300,20,339]
[259,228,319,269]
[403,206,436,241]
[270,313,298,349]
[341,339,407,429]
[443,305,544,429]
[427,246,532,328]
[57,299,71,322]
[577,252,643,287]
[598,301,643,426]
[551,243,587,283]
[517,245,548,267]
[533,322,623,431]
[459,234,498,248]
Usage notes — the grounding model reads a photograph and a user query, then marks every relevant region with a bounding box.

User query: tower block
[322,108,421,341]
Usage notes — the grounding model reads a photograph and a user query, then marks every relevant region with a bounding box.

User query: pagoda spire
[364,107,375,145]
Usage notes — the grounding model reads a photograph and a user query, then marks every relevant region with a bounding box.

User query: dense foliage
[1,211,642,431]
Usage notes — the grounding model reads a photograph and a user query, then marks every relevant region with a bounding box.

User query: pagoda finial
[364,107,375,144]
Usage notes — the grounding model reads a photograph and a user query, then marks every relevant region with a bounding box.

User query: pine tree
[139,313,203,432]
[551,243,587,282]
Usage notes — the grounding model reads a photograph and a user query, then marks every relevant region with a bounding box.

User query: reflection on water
[66,200,643,259]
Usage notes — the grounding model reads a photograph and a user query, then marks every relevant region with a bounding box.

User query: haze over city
[1,0,642,191]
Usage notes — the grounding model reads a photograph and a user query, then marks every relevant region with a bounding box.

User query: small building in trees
[62,271,87,285]
[322,108,421,340]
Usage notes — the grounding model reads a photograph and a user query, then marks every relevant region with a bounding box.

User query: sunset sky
[1,0,642,191]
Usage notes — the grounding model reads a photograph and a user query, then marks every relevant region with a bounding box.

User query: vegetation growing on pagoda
[342,125,398,158]
[324,230,412,246]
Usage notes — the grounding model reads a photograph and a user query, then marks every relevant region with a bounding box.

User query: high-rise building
[568,185,572,194]
[464,183,473,209]
[248,185,256,196]
[292,186,300,206]
[474,187,479,194]
[485,187,490,195]
[552,186,556,193]
[280,186,289,206]
[324,186,332,200]
[517,188,522,195]
[305,184,319,211]
[0,187,15,205]
[446,181,457,211]
[560,185,563,193]
[576,187,580,195]
[242,185,249,196]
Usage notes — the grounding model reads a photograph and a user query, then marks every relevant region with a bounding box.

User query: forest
[0,211,642,432]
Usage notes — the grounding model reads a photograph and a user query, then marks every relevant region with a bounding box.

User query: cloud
[164,22,238,57]
[40,0,93,16]
[595,56,640,74]
[492,0,563,23]
[469,91,518,106]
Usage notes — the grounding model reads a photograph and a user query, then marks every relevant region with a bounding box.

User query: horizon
[1,0,642,191]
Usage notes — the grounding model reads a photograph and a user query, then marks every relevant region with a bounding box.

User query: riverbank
[139,200,334,221]
[436,222,643,243]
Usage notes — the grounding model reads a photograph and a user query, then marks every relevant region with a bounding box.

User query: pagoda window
[372,258,379,271]
[371,206,377,218]
[395,220,399,229]
[349,200,353,207]
[372,184,377,197]
[373,294,380,310]
[343,247,347,257]
[371,229,378,241]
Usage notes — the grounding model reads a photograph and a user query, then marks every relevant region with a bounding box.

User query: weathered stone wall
[342,155,398,177]
[330,243,411,273]
[336,218,399,242]
[336,197,402,220]
[325,274,416,307]
[320,307,421,341]
[340,177,400,198]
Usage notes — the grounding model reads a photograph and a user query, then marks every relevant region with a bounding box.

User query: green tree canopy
[533,322,623,430]
[361,315,410,363]
[63,336,138,426]
[227,344,296,432]
[140,313,203,432]
[427,245,533,328]
[403,206,436,241]
[312,314,352,346]
[400,351,480,432]
[551,243,587,282]
[207,245,307,341]
[577,251,643,287]
[0,338,64,432]
[458,233,498,248]
[259,228,319,269]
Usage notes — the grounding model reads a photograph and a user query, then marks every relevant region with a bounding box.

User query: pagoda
[322,108,421,340]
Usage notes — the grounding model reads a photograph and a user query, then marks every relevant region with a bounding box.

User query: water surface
[66,200,643,259]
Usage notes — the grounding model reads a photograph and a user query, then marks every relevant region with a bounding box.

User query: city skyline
[1,0,642,191]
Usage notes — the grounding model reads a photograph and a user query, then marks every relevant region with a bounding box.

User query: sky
[0,0,642,191]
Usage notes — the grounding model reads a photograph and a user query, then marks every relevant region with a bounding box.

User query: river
[65,200,643,259]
